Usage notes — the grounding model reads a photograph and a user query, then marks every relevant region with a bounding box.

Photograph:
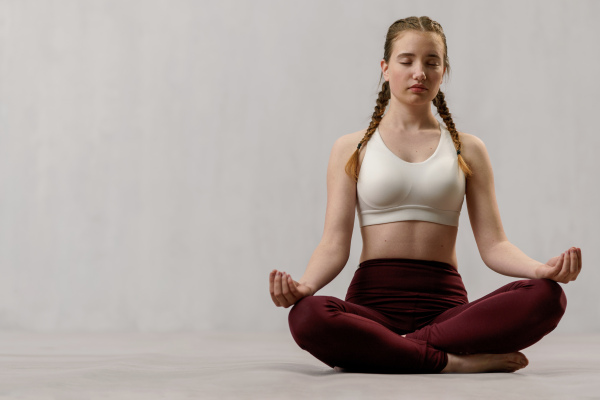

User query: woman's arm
[297,133,360,294]
[270,131,361,307]
[297,241,351,296]
[462,133,554,279]
[481,241,543,279]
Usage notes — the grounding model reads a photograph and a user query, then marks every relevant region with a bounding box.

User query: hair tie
[357,143,362,150]
[457,150,461,155]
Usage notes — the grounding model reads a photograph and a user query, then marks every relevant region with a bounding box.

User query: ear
[381,59,389,81]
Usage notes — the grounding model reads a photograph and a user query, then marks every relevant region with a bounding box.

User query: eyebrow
[396,52,441,59]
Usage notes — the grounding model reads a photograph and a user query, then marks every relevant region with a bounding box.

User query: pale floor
[0,331,599,399]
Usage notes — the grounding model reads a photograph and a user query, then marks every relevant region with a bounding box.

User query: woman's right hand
[538,247,582,283]
[269,270,314,308]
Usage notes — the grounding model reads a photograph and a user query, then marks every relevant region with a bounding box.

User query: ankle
[441,353,456,373]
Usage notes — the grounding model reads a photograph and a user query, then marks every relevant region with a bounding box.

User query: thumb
[546,255,560,267]
[539,256,564,279]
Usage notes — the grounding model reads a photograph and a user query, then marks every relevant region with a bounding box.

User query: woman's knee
[288,296,336,346]
[530,278,567,321]
[288,296,326,342]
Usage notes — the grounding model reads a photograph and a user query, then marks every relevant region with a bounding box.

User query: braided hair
[345,16,473,182]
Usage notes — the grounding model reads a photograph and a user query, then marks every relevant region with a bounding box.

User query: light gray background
[0,0,597,333]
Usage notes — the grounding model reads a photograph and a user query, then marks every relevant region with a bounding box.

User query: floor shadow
[259,362,337,376]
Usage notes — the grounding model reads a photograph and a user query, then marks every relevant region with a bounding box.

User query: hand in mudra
[269,270,314,308]
[536,247,582,283]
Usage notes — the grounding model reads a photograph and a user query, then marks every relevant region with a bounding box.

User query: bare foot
[441,351,529,373]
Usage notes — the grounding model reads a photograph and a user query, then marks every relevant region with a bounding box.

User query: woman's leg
[405,278,567,355]
[288,295,447,373]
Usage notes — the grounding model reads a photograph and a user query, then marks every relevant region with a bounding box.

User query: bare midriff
[359,220,459,270]
[354,129,461,271]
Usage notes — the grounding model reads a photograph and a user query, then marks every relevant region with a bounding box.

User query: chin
[403,97,435,106]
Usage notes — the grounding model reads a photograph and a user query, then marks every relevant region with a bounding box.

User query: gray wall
[0,0,597,333]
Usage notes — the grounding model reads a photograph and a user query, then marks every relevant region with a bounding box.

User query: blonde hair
[345,16,473,182]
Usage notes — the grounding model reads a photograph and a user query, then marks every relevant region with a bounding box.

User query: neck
[381,98,438,133]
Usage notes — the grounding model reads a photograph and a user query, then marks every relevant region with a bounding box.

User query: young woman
[268,16,581,374]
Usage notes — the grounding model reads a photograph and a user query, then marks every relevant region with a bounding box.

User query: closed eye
[400,62,440,66]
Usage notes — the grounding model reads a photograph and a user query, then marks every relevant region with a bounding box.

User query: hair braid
[434,90,473,177]
[344,81,391,181]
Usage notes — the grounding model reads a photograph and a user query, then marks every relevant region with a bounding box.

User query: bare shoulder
[335,128,368,151]
[330,128,368,165]
[457,131,483,150]
[457,131,490,169]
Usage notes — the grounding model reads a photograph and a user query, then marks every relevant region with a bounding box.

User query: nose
[413,68,426,81]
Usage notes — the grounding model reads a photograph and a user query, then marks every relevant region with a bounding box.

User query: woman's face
[382,30,446,106]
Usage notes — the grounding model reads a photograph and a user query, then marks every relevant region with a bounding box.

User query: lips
[410,84,427,89]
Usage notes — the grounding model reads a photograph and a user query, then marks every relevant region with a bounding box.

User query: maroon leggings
[288,258,567,374]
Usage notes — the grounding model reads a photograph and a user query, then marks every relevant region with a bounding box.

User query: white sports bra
[356,121,466,227]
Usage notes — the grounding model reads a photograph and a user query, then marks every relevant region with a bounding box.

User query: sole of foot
[441,351,529,373]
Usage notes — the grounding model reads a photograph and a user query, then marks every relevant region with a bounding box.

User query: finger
[287,274,301,297]
[269,270,276,294]
[575,248,582,279]
[562,249,572,282]
[269,270,281,306]
[553,253,566,281]
[561,251,571,282]
[570,248,577,277]
[273,271,284,306]
[273,271,283,303]
[563,249,571,278]
[578,247,582,272]
[275,271,290,308]
[281,272,295,305]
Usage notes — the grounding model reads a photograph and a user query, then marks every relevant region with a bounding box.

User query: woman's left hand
[535,247,582,283]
